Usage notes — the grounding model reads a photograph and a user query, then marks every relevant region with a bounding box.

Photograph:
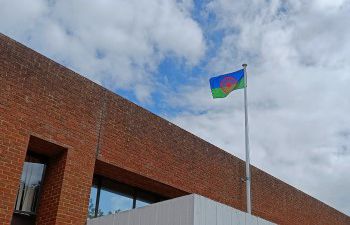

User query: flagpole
[242,63,252,214]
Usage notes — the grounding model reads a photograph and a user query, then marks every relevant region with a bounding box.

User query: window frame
[89,175,166,218]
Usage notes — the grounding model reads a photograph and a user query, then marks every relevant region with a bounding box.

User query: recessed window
[14,155,46,215]
[136,190,160,208]
[99,187,133,214]
[88,176,167,219]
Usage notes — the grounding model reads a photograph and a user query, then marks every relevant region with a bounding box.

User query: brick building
[0,33,349,225]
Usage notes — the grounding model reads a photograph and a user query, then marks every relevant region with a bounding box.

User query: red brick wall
[0,33,349,225]
[36,150,67,225]
[0,34,102,225]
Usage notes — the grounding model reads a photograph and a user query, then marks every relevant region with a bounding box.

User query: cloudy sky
[1,0,349,215]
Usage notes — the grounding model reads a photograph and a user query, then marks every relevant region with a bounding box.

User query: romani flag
[209,69,245,98]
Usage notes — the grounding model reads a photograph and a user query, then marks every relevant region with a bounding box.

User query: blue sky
[1,0,350,215]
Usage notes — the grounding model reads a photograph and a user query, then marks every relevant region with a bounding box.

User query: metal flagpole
[242,63,252,214]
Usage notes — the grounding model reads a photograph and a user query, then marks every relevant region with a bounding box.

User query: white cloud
[0,0,205,102]
[169,0,350,215]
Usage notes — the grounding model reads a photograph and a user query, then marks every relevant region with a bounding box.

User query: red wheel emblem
[220,77,237,94]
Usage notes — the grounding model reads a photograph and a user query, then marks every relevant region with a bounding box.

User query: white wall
[87,194,275,225]
[193,195,274,225]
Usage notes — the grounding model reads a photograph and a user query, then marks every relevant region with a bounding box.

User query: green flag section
[209,69,245,98]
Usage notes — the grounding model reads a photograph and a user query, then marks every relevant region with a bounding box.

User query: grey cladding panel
[87,194,276,225]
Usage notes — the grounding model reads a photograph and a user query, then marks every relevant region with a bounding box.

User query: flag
[209,69,245,98]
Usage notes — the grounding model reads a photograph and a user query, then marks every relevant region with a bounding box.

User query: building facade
[0,33,349,225]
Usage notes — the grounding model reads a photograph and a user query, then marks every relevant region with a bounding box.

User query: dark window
[88,176,167,219]
[136,190,162,208]
[14,154,46,215]
[12,153,46,225]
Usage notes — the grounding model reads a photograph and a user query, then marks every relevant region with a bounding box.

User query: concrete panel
[97,214,114,225]
[236,210,246,225]
[245,214,258,225]
[135,205,157,225]
[217,202,232,225]
[87,194,276,225]
[114,211,129,225]
[193,195,274,225]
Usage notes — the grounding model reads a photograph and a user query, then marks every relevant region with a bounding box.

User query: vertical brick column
[0,130,28,225]
[35,147,96,225]
[36,151,68,225]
